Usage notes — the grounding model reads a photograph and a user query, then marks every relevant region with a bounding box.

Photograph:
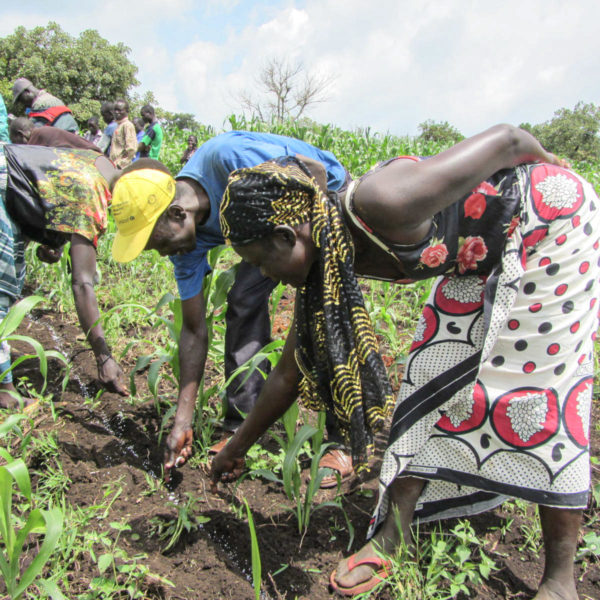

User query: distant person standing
[180,135,198,165]
[84,116,103,147]
[11,78,78,133]
[133,117,145,162]
[138,105,163,160]
[109,99,137,169]
[98,102,118,157]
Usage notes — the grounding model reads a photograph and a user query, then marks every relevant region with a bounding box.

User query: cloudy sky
[2,0,599,137]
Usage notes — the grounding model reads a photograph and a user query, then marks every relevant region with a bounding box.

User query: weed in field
[502,499,543,557]
[245,443,285,476]
[0,413,32,459]
[577,531,600,562]
[29,433,71,505]
[85,520,174,599]
[140,471,164,497]
[490,514,514,543]
[376,520,497,600]
[93,479,125,521]
[149,492,210,553]
[518,518,542,556]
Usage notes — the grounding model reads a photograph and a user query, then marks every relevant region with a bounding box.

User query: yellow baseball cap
[111,169,176,262]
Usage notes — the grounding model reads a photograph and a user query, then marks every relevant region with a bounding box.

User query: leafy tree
[128,90,160,124]
[520,102,600,163]
[160,111,202,132]
[239,57,335,123]
[418,120,464,146]
[0,22,139,123]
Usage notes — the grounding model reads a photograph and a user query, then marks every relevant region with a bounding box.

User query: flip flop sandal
[319,448,353,488]
[329,554,392,597]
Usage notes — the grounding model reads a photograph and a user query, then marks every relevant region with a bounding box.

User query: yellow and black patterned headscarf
[221,157,394,470]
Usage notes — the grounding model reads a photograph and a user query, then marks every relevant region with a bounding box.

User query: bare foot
[533,578,578,600]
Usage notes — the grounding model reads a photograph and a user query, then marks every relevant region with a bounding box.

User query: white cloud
[2,0,600,137]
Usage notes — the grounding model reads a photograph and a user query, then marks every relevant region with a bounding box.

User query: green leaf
[4,458,32,501]
[97,553,114,574]
[13,507,63,598]
[0,467,16,558]
[244,498,262,600]
[0,296,45,339]
[39,578,69,600]
[455,545,471,565]
[210,265,238,310]
[4,335,48,392]
[282,424,317,501]
[250,469,283,485]
[0,414,26,438]
[148,354,171,397]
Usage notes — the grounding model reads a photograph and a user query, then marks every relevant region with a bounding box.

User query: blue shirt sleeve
[171,131,347,299]
[169,244,212,300]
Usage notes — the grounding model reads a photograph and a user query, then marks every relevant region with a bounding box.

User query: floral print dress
[348,159,600,534]
[345,156,522,282]
[3,144,110,249]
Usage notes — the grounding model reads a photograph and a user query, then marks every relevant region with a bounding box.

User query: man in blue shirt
[98,102,118,156]
[109,131,351,482]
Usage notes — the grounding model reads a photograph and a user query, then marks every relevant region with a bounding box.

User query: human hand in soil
[164,422,194,482]
[97,357,128,396]
[210,446,245,493]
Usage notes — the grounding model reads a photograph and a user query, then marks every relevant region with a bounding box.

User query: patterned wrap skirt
[0,143,26,383]
[369,164,600,535]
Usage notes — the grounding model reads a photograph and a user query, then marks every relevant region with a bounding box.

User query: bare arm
[210,321,300,489]
[163,291,208,479]
[355,124,567,244]
[69,234,127,395]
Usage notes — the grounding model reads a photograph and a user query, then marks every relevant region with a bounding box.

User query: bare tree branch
[236,57,336,122]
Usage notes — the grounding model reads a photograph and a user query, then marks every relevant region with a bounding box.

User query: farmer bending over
[211,124,594,600]
[0,132,128,408]
[109,131,354,486]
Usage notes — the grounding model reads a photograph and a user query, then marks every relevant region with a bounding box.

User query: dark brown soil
[5,309,600,600]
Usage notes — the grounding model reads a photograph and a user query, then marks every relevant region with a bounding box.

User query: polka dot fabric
[369,164,600,535]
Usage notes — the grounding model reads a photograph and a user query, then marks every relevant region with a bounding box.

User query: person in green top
[138,105,163,160]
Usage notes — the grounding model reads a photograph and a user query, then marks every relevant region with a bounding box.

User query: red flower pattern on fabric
[420,243,449,268]
[464,181,497,219]
[457,236,487,274]
[464,193,486,219]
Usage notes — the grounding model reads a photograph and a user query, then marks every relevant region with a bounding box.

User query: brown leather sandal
[318,449,353,488]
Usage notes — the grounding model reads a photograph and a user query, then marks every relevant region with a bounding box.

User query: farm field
[1,120,599,599]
